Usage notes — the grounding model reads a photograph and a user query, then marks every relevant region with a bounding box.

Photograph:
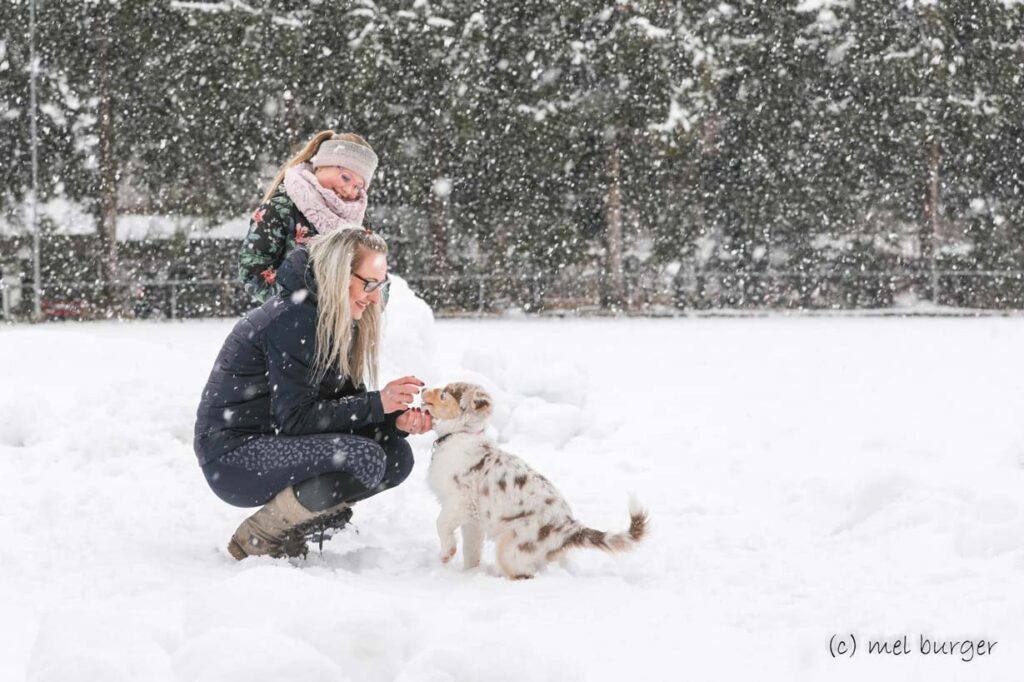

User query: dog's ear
[470,387,493,418]
[456,384,489,410]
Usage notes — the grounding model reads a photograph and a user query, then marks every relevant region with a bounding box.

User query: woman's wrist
[366,390,387,422]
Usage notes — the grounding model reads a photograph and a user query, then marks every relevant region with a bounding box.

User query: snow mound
[460,345,589,407]
[502,396,586,448]
[380,274,440,385]
[455,341,589,447]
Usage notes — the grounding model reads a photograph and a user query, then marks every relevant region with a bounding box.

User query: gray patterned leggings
[202,429,414,508]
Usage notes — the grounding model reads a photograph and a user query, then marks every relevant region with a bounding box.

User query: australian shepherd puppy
[421,382,648,580]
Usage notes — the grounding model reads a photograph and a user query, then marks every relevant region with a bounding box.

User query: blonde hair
[261,130,374,204]
[307,228,389,389]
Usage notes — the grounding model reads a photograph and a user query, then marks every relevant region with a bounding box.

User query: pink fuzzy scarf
[283,163,367,233]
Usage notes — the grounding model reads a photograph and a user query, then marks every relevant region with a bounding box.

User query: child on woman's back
[239,130,378,303]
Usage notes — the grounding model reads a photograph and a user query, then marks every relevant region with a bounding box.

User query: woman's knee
[344,436,389,489]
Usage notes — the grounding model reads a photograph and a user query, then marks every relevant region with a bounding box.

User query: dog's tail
[562,496,648,554]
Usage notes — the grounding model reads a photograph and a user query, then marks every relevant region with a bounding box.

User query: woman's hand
[396,407,433,435]
[380,376,425,413]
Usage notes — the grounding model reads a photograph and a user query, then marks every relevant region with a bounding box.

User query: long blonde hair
[261,130,374,203]
[307,228,389,389]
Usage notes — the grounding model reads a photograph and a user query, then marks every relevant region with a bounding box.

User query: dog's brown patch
[518,541,537,553]
[544,497,556,505]
[514,474,528,489]
[501,510,534,522]
[564,528,608,550]
[467,457,487,473]
[628,509,648,541]
[537,524,553,541]
[498,478,507,492]
[481,486,490,496]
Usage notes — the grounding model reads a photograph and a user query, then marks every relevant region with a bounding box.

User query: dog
[421,381,647,580]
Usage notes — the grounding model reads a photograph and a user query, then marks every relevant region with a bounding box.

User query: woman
[239,130,378,304]
[196,228,431,560]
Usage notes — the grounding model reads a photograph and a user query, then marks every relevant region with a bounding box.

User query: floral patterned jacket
[238,184,317,304]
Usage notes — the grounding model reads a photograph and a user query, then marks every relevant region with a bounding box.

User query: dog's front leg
[461,523,484,569]
[436,505,462,564]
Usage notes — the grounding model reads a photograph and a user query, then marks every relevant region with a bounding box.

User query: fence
[0,279,250,321]
[671,268,1024,310]
[4,269,1024,321]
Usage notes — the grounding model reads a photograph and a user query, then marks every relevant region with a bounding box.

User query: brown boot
[227,487,352,561]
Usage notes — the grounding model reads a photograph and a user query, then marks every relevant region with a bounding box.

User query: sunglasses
[352,271,391,294]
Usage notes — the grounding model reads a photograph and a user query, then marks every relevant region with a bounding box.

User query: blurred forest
[1,0,1023,317]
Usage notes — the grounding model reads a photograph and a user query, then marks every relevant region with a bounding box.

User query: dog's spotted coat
[423,382,647,580]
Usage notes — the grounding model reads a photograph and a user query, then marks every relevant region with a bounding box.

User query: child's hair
[261,131,374,204]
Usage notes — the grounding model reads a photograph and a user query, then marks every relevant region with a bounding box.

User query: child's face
[315,166,366,201]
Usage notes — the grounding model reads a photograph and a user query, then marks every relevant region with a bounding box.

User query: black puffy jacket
[194,247,388,465]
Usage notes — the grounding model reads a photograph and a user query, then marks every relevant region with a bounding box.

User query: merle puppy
[422,382,648,580]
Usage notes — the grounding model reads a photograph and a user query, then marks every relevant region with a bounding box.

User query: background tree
[2,0,1023,316]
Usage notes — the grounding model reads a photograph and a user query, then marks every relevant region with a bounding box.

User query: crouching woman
[194,228,431,560]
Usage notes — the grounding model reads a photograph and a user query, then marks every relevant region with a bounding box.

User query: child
[239,130,379,303]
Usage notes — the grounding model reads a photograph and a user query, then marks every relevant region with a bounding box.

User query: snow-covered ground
[3,313,1024,681]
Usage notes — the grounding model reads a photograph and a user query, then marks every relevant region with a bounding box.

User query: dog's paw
[439,545,457,564]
